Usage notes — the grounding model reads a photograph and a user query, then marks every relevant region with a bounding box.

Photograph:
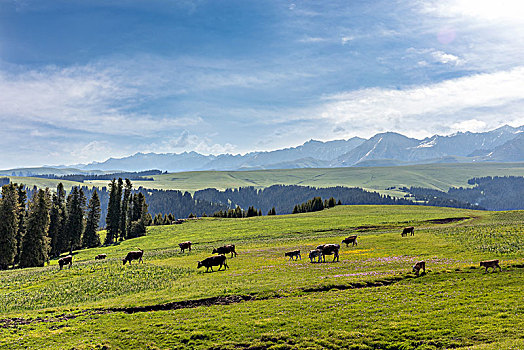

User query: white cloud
[315,66,524,137]
[431,51,464,65]
[298,37,327,43]
[450,119,486,133]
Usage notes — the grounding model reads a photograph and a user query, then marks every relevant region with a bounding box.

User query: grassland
[83,162,524,196]
[1,205,523,349]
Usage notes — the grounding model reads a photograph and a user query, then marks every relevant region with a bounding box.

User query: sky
[0,0,523,168]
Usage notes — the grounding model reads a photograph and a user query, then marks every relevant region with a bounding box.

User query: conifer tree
[82,190,101,248]
[19,189,51,268]
[65,187,85,254]
[119,179,132,241]
[0,184,19,269]
[13,184,27,267]
[105,179,119,244]
[48,193,62,257]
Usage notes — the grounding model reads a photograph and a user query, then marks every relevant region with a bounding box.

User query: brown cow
[412,261,426,276]
[480,259,501,273]
[341,235,358,247]
[179,241,192,253]
[58,255,72,270]
[94,254,107,260]
[402,227,414,237]
[197,255,228,272]
[123,248,144,265]
[212,244,237,258]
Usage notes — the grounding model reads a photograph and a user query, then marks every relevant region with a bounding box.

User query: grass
[0,205,523,349]
[80,162,524,194]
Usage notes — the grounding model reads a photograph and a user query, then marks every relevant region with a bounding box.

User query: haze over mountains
[2,125,523,176]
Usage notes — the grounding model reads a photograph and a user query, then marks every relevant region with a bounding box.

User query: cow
[480,259,501,273]
[412,261,426,276]
[58,255,72,270]
[285,250,301,261]
[309,249,322,263]
[197,254,228,272]
[402,227,415,237]
[123,248,144,265]
[94,254,107,260]
[317,244,340,262]
[179,241,192,253]
[212,244,238,258]
[341,235,358,247]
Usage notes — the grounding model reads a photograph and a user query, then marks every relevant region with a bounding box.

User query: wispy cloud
[315,66,524,137]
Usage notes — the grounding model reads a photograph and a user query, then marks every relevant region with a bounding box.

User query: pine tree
[0,184,19,269]
[65,187,85,254]
[82,190,101,248]
[19,189,51,268]
[48,193,61,257]
[13,184,27,267]
[119,179,132,241]
[105,179,119,244]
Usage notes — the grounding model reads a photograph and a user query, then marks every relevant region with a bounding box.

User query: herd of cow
[56,226,503,275]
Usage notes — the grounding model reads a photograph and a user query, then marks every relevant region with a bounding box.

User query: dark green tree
[65,187,86,254]
[13,184,27,267]
[19,189,51,268]
[0,184,19,269]
[119,179,132,241]
[82,190,101,248]
[105,179,120,244]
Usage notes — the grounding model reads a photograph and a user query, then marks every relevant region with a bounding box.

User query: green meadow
[1,205,523,349]
[87,162,524,195]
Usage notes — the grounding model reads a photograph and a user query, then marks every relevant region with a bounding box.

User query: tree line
[0,178,150,269]
[400,176,524,211]
[33,170,163,182]
[194,185,414,214]
[292,196,339,214]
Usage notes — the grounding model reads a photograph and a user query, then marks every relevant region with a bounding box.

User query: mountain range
[2,125,523,175]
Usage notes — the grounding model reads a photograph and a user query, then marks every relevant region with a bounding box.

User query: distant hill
[3,125,523,174]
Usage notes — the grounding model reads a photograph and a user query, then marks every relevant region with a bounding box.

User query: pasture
[1,205,523,349]
[77,162,524,195]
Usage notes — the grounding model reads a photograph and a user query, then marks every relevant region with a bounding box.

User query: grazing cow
[309,249,322,263]
[480,259,501,273]
[58,255,72,270]
[197,254,228,272]
[341,235,358,247]
[123,248,144,265]
[412,261,426,276]
[179,241,192,253]
[402,227,415,237]
[285,250,301,261]
[317,244,340,262]
[212,244,238,258]
[94,254,107,260]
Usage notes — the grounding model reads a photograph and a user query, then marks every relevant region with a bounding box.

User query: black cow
[58,255,72,269]
[401,227,414,237]
[285,250,301,261]
[179,241,192,253]
[317,244,340,262]
[197,254,229,272]
[94,254,107,260]
[123,248,144,265]
[212,244,237,258]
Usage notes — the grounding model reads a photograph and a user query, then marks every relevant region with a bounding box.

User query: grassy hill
[1,205,523,349]
[84,162,524,196]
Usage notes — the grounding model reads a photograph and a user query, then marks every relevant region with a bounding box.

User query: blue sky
[0,0,523,168]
